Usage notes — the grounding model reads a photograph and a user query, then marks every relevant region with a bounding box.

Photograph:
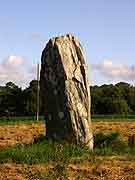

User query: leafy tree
[127,87,135,113]
[91,82,135,115]
[0,82,23,116]
[111,99,131,115]
[23,80,39,115]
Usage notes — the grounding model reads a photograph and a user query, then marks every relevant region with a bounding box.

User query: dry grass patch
[93,122,135,141]
[0,121,134,179]
[0,156,135,180]
[0,123,44,149]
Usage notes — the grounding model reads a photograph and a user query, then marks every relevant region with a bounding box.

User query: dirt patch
[0,157,135,180]
[0,123,44,149]
[67,156,135,179]
[0,164,25,180]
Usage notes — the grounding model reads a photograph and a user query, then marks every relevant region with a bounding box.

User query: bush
[94,132,120,148]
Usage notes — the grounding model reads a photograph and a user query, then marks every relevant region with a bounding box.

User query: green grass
[0,116,44,125]
[0,134,134,165]
[92,114,135,122]
[0,140,89,164]
[0,134,90,164]
[0,114,135,125]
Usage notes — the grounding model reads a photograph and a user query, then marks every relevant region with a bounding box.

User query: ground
[0,121,135,180]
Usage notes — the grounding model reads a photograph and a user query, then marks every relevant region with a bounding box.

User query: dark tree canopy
[91,82,135,115]
[0,81,135,116]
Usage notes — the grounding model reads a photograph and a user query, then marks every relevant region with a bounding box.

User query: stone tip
[50,33,79,42]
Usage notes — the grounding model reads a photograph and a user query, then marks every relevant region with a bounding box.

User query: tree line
[0,81,135,116]
[91,82,135,115]
[0,80,39,116]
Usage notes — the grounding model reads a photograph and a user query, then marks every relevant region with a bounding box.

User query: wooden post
[36,63,40,121]
[128,135,135,148]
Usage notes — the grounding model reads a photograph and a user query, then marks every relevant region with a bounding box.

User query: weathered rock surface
[40,34,93,150]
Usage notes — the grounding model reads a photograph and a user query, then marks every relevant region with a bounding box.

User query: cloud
[0,56,37,88]
[92,60,135,81]
[6,56,24,65]
[31,32,41,39]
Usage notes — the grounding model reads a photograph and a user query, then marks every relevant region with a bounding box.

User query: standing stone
[40,34,93,150]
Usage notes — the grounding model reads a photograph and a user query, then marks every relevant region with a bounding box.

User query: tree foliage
[91,82,135,115]
[0,81,135,116]
[0,80,41,116]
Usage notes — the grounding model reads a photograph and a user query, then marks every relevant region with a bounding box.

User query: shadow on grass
[0,133,134,165]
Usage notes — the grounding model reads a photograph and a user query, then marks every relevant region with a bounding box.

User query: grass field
[92,114,135,122]
[0,116,44,125]
[0,114,135,125]
[0,118,134,179]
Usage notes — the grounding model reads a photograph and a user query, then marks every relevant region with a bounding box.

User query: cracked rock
[40,34,93,150]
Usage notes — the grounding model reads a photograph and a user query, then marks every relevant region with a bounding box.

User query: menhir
[40,34,93,150]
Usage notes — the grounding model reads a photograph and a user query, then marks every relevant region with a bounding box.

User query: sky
[0,0,135,88]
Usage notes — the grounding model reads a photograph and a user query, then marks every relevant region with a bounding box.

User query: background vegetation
[0,80,39,116]
[91,82,135,115]
[0,81,135,117]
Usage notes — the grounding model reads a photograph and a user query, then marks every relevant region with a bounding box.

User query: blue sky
[0,0,135,87]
